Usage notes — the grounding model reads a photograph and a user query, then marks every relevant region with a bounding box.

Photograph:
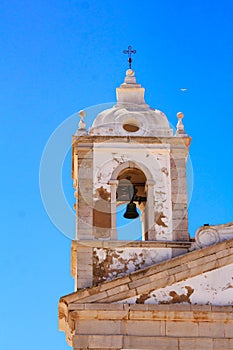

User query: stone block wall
[71,304,233,350]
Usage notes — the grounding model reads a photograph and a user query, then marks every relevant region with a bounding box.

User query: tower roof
[89,69,173,137]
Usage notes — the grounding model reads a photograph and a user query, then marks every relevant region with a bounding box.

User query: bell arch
[109,161,155,240]
[111,161,154,182]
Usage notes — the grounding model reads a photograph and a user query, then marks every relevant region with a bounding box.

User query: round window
[123,120,139,132]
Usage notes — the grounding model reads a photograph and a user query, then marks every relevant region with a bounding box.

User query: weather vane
[123,45,136,69]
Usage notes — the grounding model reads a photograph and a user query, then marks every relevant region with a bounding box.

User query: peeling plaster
[161,167,169,176]
[135,286,194,304]
[155,212,168,227]
[93,144,173,240]
[93,247,172,284]
[122,263,233,305]
[168,286,194,304]
[96,186,111,201]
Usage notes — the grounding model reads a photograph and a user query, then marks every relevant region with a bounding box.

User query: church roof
[59,237,233,348]
[59,237,233,307]
[89,69,173,137]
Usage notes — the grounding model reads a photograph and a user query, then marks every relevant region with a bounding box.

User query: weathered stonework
[71,240,191,288]
[93,247,172,284]
[72,69,191,250]
[68,304,233,350]
[122,263,233,305]
[59,68,233,349]
[195,221,233,248]
[60,239,233,349]
[73,136,191,243]
[93,142,173,240]
[65,238,233,305]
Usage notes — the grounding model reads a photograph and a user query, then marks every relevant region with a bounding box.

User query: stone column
[145,180,155,240]
[74,141,94,288]
[170,146,189,241]
[109,180,118,240]
[76,142,93,240]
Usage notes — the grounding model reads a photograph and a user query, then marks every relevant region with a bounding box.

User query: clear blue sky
[1,1,233,349]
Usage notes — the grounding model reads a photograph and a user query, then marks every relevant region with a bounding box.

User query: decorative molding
[195,222,233,248]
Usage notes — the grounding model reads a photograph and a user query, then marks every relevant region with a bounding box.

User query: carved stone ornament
[195,227,220,248]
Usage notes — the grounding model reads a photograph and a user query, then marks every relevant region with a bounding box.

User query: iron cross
[123,45,136,69]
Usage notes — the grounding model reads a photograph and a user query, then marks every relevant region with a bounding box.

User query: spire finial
[176,112,187,136]
[123,45,136,69]
[75,110,87,135]
[78,110,86,130]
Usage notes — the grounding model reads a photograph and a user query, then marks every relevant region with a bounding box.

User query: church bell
[123,201,139,219]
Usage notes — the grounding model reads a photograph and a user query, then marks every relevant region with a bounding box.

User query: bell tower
[59,53,233,350]
[71,67,191,289]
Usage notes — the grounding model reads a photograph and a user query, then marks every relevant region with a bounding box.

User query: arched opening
[116,167,147,240]
[109,161,155,241]
[116,204,142,241]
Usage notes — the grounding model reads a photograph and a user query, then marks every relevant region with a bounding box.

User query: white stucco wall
[93,247,172,282]
[92,142,172,240]
[121,263,233,305]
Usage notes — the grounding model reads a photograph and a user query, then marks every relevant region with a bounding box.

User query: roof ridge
[60,237,233,305]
